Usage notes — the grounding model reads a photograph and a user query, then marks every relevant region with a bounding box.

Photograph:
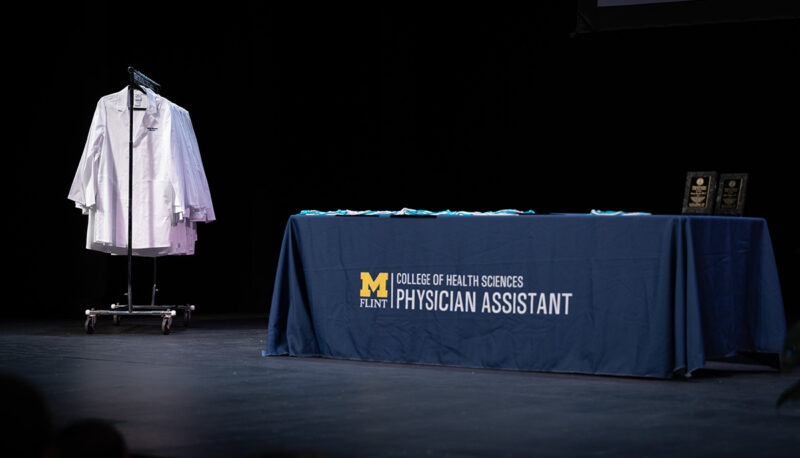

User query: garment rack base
[85,304,194,335]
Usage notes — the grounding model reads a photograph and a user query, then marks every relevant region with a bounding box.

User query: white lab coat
[69,86,214,256]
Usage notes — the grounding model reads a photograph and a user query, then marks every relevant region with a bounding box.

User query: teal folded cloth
[590,210,651,216]
[299,208,536,216]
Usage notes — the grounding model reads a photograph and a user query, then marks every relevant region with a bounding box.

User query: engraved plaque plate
[682,171,718,214]
[715,173,748,216]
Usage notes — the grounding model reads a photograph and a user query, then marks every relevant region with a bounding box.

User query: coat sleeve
[181,109,216,222]
[164,99,187,222]
[170,103,215,223]
[68,99,106,214]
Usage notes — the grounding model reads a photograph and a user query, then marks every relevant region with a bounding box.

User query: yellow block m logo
[360,272,388,298]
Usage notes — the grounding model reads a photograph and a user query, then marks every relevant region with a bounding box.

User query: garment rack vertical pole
[83,67,194,334]
[127,71,135,313]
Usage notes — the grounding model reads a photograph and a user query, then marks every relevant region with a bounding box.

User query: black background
[8,4,799,327]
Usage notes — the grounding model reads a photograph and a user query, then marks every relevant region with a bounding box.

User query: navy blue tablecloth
[265,215,786,378]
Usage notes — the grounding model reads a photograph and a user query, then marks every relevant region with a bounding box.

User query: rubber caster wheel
[161,317,172,335]
[183,310,191,327]
[113,315,121,326]
[85,316,96,334]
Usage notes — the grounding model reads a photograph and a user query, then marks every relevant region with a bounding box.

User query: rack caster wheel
[183,309,191,327]
[113,315,121,326]
[85,316,96,334]
[161,317,172,335]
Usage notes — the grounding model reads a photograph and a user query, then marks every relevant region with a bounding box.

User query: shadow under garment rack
[84,67,194,335]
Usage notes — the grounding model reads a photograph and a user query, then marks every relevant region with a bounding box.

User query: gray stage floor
[1,315,798,457]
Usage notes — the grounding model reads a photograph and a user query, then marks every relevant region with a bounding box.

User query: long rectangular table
[265,215,786,378]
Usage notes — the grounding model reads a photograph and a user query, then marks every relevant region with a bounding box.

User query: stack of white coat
[69,86,215,257]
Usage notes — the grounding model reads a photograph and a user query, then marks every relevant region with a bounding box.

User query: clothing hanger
[131,82,148,94]
[129,82,148,111]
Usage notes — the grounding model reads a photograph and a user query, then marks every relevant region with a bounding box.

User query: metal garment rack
[84,67,194,335]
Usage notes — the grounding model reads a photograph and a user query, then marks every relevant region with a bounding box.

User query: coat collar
[113,85,159,116]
